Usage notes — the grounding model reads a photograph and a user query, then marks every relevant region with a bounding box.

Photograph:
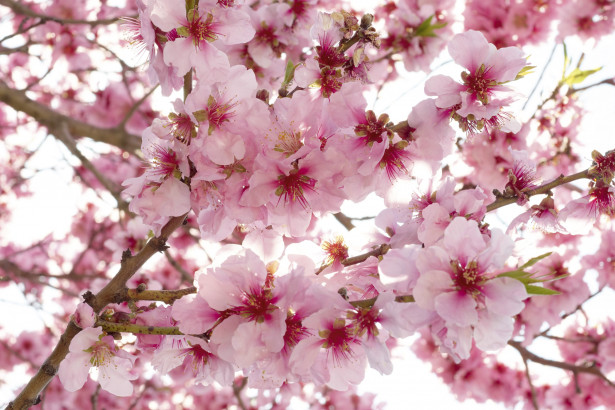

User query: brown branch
[486,169,590,212]
[96,320,184,336]
[521,355,539,410]
[7,213,188,410]
[341,244,390,266]
[508,340,615,388]
[0,0,125,26]
[333,212,355,230]
[123,286,197,305]
[0,80,141,153]
[232,378,248,410]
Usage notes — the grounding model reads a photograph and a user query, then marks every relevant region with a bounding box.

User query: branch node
[41,363,56,376]
[121,248,132,263]
[151,238,169,252]
[82,290,96,307]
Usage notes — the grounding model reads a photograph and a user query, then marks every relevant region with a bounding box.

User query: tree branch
[0,80,141,153]
[124,286,197,305]
[508,340,615,388]
[486,169,590,212]
[0,0,125,26]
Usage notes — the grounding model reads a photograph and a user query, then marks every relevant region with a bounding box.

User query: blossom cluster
[1,0,615,408]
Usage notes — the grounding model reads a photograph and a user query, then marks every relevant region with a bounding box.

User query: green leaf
[283,59,296,87]
[525,285,561,295]
[515,64,535,81]
[518,252,552,270]
[563,67,603,86]
[414,15,447,38]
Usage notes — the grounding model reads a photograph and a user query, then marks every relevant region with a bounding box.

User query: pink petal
[434,291,478,327]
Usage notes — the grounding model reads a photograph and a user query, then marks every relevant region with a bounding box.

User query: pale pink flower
[72,303,96,329]
[58,327,136,396]
[425,30,527,133]
[149,0,254,80]
[414,218,527,359]
[152,336,234,385]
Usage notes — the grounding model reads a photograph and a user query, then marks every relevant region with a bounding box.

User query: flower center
[283,311,311,353]
[186,12,218,45]
[167,112,196,144]
[461,64,497,105]
[321,236,349,265]
[237,286,277,323]
[319,318,358,365]
[354,110,392,146]
[380,141,410,181]
[88,341,114,367]
[275,164,316,208]
[148,144,179,179]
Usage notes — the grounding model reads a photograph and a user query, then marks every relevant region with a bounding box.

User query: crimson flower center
[275,168,316,208]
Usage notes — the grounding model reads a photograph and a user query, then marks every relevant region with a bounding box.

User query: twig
[523,43,557,110]
[123,286,197,305]
[333,212,355,230]
[508,340,615,388]
[486,169,590,212]
[232,378,248,410]
[521,355,539,410]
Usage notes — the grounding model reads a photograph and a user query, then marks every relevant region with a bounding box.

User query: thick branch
[0,80,141,153]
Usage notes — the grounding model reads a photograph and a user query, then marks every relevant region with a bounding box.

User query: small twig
[333,212,355,230]
[163,250,194,284]
[486,169,590,212]
[523,43,557,110]
[521,356,539,410]
[509,340,615,388]
[232,378,248,410]
[341,244,390,266]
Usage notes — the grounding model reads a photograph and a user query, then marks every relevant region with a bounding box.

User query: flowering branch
[7,214,188,410]
[486,169,591,212]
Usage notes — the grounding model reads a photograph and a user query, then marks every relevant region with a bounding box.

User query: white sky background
[1,1,615,408]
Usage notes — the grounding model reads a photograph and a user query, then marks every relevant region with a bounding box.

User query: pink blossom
[425,30,527,133]
[414,218,526,359]
[72,303,96,329]
[152,336,234,385]
[58,327,136,396]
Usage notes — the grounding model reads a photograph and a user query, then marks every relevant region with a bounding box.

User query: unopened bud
[360,14,374,29]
